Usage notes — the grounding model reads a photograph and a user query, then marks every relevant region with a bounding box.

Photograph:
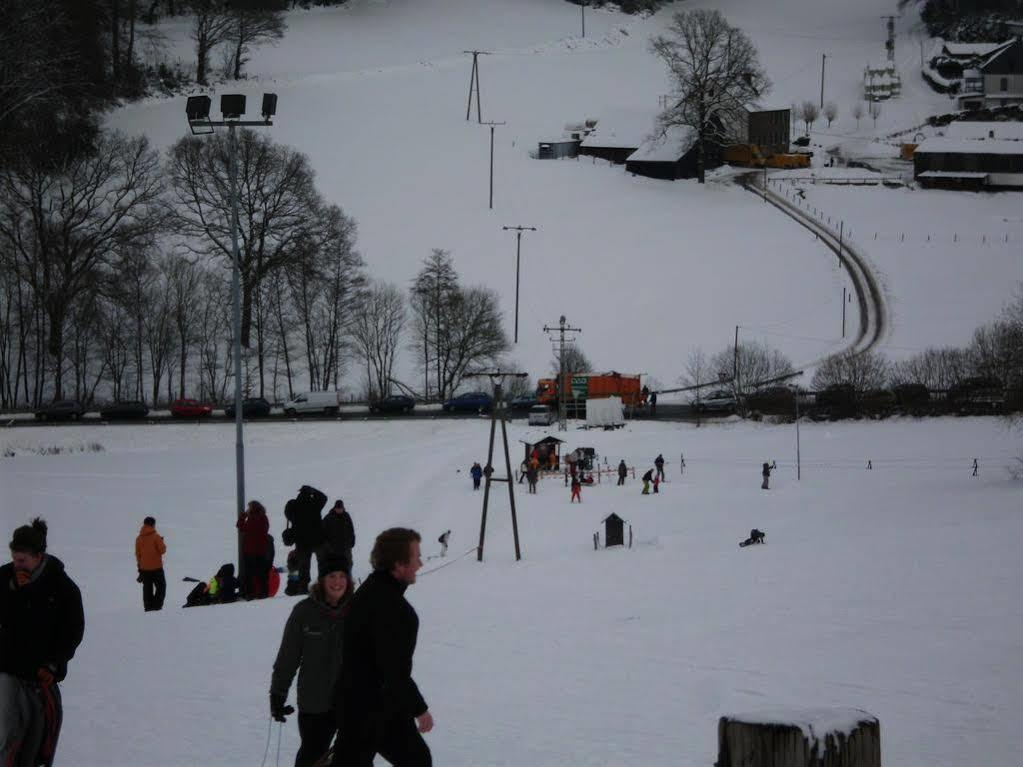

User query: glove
[270,694,294,722]
[37,667,56,687]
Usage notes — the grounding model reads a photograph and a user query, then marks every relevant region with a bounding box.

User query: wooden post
[716,709,880,767]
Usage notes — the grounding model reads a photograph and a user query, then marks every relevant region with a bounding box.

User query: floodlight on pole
[184,92,276,586]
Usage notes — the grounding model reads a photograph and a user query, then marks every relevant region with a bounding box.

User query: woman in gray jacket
[270,555,351,767]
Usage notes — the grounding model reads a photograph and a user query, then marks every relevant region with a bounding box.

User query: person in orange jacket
[135,516,167,611]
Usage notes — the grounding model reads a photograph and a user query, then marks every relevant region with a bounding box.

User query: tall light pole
[581,1,586,38]
[502,225,537,343]
[186,92,276,580]
[482,120,505,209]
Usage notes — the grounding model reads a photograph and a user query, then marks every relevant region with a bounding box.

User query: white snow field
[107,0,998,389]
[2,416,1022,766]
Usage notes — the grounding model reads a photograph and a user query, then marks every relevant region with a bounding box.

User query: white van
[528,404,556,426]
[283,391,340,416]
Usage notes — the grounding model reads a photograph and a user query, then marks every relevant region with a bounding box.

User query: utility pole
[820,53,827,109]
[464,50,490,123]
[471,371,527,563]
[794,385,801,480]
[581,0,586,38]
[842,286,847,338]
[502,225,537,343]
[543,315,582,431]
[733,325,740,405]
[482,120,505,210]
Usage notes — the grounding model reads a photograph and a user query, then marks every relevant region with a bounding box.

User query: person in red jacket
[135,516,167,611]
[237,501,270,599]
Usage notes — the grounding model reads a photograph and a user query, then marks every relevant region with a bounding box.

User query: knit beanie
[10,518,47,555]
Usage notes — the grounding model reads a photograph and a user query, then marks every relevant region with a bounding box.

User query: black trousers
[141,568,166,611]
[332,715,431,767]
[617,475,625,486]
[243,554,267,599]
[296,710,337,767]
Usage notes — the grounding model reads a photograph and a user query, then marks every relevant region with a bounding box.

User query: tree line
[0,127,509,410]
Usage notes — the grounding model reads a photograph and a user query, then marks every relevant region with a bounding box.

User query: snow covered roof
[580,108,657,150]
[918,170,990,179]
[626,125,697,163]
[943,122,1023,140]
[915,137,1023,155]
[728,707,878,747]
[744,101,790,114]
[981,39,1021,70]
[943,41,1009,58]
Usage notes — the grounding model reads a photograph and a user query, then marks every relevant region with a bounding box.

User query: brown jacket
[136,525,167,571]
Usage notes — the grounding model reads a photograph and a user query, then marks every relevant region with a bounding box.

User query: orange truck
[536,372,645,408]
[725,144,811,169]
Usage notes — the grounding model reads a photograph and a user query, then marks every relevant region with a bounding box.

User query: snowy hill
[105,0,1023,392]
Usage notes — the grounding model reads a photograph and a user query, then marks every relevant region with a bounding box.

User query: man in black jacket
[332,528,433,767]
[285,485,327,592]
[322,500,355,574]
[0,518,85,767]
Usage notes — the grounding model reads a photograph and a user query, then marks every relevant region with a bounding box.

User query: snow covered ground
[2,416,1021,765]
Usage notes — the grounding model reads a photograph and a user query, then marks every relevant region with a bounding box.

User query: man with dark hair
[333,528,433,767]
[135,515,167,611]
[0,518,85,767]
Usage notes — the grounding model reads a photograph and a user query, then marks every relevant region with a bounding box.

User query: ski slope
[1,416,1021,765]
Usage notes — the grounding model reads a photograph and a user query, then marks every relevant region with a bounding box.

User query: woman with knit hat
[270,554,352,767]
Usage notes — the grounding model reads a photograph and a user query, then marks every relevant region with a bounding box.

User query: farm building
[579,108,655,164]
[955,37,1023,110]
[625,126,707,180]
[914,137,1023,189]
[736,105,792,155]
[924,38,1014,93]
[537,138,581,159]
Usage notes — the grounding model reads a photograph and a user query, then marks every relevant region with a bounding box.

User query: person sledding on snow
[1,518,84,767]
[183,563,239,607]
[438,530,450,558]
[271,555,352,767]
[641,469,654,495]
[470,462,483,490]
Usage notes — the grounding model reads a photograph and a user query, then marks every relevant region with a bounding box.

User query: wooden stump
[716,707,881,767]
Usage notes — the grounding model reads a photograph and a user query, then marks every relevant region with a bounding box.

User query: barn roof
[915,137,1023,155]
[626,125,698,163]
[580,107,656,149]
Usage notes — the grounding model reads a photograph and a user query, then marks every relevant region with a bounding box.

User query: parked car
[793,135,811,147]
[509,394,539,413]
[693,389,736,414]
[369,395,415,414]
[224,397,273,419]
[170,398,212,418]
[442,391,492,413]
[527,404,556,426]
[283,391,340,416]
[34,400,86,421]
[100,401,150,420]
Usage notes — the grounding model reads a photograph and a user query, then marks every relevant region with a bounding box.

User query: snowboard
[739,539,766,547]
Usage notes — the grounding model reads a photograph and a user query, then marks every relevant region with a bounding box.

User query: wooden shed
[603,513,626,547]
[625,125,705,181]
[521,435,564,471]
[538,138,580,159]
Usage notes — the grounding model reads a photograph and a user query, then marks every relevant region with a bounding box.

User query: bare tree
[650,9,770,183]
[167,129,321,354]
[812,350,890,392]
[435,286,508,397]
[890,347,973,390]
[869,100,882,128]
[164,255,203,398]
[0,131,165,399]
[552,345,592,376]
[189,0,234,85]
[800,101,819,135]
[970,321,1022,387]
[678,347,711,426]
[852,102,864,129]
[711,340,793,408]
[229,7,286,79]
[410,249,460,399]
[824,101,838,128]
[350,282,406,401]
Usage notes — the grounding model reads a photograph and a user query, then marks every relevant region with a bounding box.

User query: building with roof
[942,121,1023,140]
[579,108,656,164]
[625,125,708,180]
[955,37,1023,110]
[914,136,1023,189]
[924,38,1014,93]
[737,105,791,155]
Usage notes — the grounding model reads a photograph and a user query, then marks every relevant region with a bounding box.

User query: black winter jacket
[271,585,349,714]
[285,486,327,548]
[322,510,355,561]
[0,555,85,683]
[336,570,427,725]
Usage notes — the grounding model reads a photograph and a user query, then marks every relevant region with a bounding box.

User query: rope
[276,721,283,767]
[259,717,272,767]
[419,546,477,577]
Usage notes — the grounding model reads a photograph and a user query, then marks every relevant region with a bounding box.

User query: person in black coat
[332,528,433,767]
[322,500,356,575]
[0,518,84,767]
[285,485,328,591]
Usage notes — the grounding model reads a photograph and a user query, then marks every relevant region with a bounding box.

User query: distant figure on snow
[526,464,538,494]
[617,459,628,486]
[284,485,328,593]
[237,500,270,599]
[470,462,483,491]
[322,500,356,576]
[641,469,654,495]
[761,461,775,490]
[135,515,167,611]
[438,530,450,558]
[570,475,582,503]
[654,454,665,482]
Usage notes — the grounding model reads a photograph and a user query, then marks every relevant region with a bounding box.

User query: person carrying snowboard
[271,556,352,767]
[1,518,84,767]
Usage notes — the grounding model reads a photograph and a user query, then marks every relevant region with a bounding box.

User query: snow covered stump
[715,707,880,767]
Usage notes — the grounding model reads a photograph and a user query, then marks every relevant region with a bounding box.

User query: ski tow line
[419,546,477,577]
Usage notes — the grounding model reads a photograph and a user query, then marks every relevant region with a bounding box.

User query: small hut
[521,435,565,471]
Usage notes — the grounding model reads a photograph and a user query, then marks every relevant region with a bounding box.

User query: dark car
[793,135,811,147]
[442,391,492,413]
[100,401,150,420]
[369,395,415,414]
[34,400,86,421]
[508,394,539,413]
[224,397,272,418]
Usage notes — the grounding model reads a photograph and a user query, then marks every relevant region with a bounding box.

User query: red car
[170,398,212,418]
